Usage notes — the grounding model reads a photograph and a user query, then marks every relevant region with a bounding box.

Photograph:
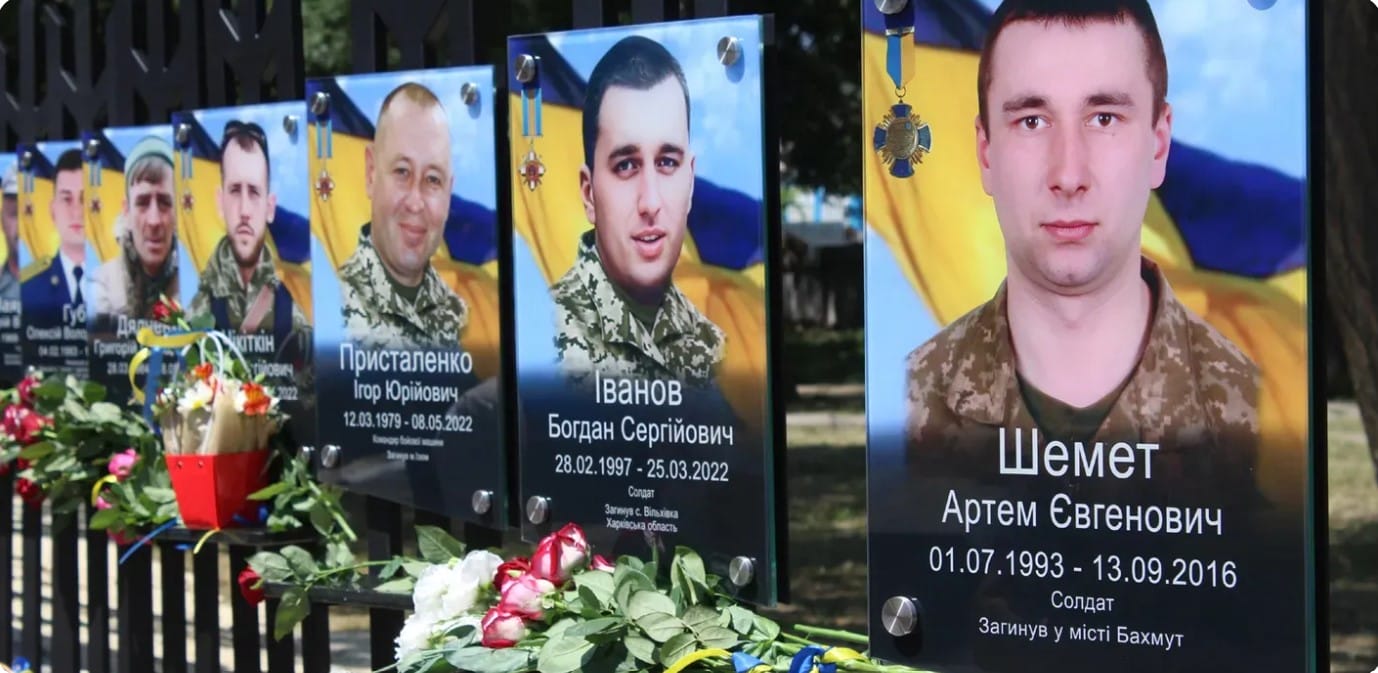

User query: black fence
[0,1,773,671]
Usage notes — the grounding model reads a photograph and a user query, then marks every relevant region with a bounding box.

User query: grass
[1328,401,1378,673]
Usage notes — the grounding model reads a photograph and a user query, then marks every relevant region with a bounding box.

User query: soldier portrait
[2,165,20,304]
[89,135,179,321]
[902,0,1259,463]
[21,148,88,328]
[186,120,308,343]
[551,35,725,387]
[337,81,467,351]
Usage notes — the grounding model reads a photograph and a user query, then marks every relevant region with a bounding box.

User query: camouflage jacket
[551,230,725,385]
[187,236,308,334]
[339,223,467,350]
[90,235,178,320]
[904,257,1260,501]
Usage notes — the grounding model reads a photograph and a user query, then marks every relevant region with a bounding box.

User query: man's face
[218,141,276,268]
[125,173,175,270]
[580,78,695,303]
[365,97,452,287]
[977,19,1171,294]
[51,169,85,253]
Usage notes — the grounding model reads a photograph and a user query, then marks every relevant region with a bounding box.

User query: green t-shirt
[599,257,661,329]
[385,266,423,306]
[1017,372,1133,446]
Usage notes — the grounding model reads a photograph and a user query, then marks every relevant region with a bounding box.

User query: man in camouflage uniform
[551,35,724,386]
[90,136,179,321]
[905,0,1259,467]
[339,82,466,350]
[1,167,20,304]
[187,120,309,342]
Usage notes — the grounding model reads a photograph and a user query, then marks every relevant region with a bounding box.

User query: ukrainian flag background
[306,67,501,380]
[508,16,770,428]
[17,140,82,280]
[864,0,1309,510]
[0,153,13,270]
[171,103,312,323]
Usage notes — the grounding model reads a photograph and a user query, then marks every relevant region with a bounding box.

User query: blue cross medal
[874,101,931,179]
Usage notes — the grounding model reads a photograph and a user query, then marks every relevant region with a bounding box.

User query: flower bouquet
[147,297,286,529]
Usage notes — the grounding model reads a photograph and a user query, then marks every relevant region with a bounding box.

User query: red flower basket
[166,449,270,529]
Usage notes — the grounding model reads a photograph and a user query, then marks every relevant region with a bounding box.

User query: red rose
[15,478,43,508]
[237,567,265,605]
[4,406,49,445]
[480,607,528,649]
[529,523,590,584]
[16,375,40,407]
[493,556,531,593]
[591,554,615,572]
[15,458,29,470]
[108,529,136,546]
[496,573,554,619]
[152,296,182,323]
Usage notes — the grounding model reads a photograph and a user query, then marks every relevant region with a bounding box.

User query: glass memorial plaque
[863,1,1311,671]
[83,125,180,403]
[308,67,505,524]
[0,152,21,382]
[17,140,90,380]
[510,16,781,604]
[171,103,316,447]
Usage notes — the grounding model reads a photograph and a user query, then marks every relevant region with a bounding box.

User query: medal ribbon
[520,58,543,140]
[884,2,917,98]
[86,142,101,190]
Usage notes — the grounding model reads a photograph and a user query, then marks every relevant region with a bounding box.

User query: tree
[1325,0,1378,484]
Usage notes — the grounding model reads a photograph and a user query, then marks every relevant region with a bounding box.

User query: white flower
[412,562,453,621]
[442,550,502,616]
[176,380,216,415]
[394,612,440,662]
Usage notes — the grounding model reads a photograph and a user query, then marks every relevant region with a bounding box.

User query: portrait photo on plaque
[307,67,504,522]
[0,153,22,382]
[171,102,315,446]
[509,16,781,603]
[862,1,1310,671]
[83,125,180,403]
[17,140,91,380]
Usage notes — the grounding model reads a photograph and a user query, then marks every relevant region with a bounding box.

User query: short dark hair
[581,35,690,170]
[55,148,83,175]
[219,120,271,184]
[976,0,1167,132]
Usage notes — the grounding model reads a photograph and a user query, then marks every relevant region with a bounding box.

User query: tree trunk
[1324,0,1378,484]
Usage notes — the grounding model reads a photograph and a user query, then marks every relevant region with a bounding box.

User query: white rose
[412,562,454,620]
[442,550,504,616]
[394,612,439,662]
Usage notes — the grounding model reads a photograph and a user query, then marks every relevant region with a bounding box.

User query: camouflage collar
[120,233,177,314]
[571,230,725,376]
[348,223,468,326]
[200,235,278,299]
[947,257,1200,438]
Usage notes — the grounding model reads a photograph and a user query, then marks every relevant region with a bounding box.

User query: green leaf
[143,486,176,504]
[272,587,310,641]
[402,560,432,578]
[753,614,781,640]
[308,501,334,536]
[248,551,293,583]
[727,606,756,635]
[697,626,740,650]
[445,646,536,673]
[565,617,624,639]
[416,525,465,563]
[626,591,677,621]
[87,507,121,530]
[633,612,688,643]
[624,635,656,664]
[18,442,54,460]
[247,482,290,501]
[536,635,595,673]
[379,556,403,581]
[327,541,355,569]
[372,578,415,594]
[82,381,106,403]
[657,632,697,668]
[573,570,615,608]
[681,605,719,631]
[90,402,122,422]
[674,547,707,585]
[281,546,319,579]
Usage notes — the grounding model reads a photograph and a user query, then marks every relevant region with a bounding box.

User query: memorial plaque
[308,67,506,524]
[0,153,21,382]
[17,140,90,380]
[83,125,180,404]
[862,1,1311,670]
[171,103,316,447]
[510,17,782,604]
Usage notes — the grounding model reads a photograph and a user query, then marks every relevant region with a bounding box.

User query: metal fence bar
[301,604,332,673]
[49,512,80,673]
[230,545,263,673]
[160,542,189,673]
[265,596,297,673]
[193,544,221,673]
[85,510,111,673]
[367,498,404,670]
[0,481,13,665]
[117,546,155,673]
[21,504,42,673]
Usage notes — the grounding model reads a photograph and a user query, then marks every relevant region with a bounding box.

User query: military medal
[873,1,932,179]
[176,127,195,210]
[85,143,103,214]
[516,54,545,191]
[312,92,335,202]
[20,151,34,217]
